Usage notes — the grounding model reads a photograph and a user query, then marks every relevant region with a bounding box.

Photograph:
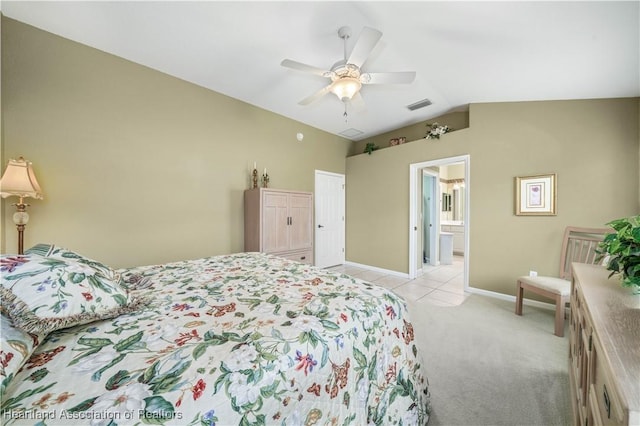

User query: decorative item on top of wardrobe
[425,122,452,139]
[389,137,406,146]
[596,215,640,293]
[262,168,270,188]
[250,162,259,189]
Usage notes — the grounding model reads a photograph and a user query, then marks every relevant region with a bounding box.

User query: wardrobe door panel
[262,191,289,253]
[288,193,313,251]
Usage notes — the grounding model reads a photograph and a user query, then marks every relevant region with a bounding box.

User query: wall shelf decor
[389,137,406,146]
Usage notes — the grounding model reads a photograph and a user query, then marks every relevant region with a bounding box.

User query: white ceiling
[2,1,639,141]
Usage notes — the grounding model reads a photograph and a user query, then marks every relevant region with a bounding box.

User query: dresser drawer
[276,249,314,265]
[591,336,625,425]
[589,385,604,426]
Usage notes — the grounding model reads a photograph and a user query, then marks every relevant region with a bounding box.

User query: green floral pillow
[0,314,43,394]
[0,254,145,334]
[25,243,119,282]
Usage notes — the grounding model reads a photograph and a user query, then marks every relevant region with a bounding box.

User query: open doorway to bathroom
[409,155,469,290]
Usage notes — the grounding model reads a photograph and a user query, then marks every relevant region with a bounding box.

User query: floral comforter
[1,252,430,425]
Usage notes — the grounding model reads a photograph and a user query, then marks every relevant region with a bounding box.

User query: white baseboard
[344,261,409,279]
[467,286,560,312]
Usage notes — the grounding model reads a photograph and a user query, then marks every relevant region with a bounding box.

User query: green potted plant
[364,143,379,155]
[598,215,640,293]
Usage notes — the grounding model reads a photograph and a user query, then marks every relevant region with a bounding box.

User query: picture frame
[515,173,557,216]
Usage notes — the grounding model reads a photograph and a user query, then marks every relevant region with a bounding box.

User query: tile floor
[327,255,469,306]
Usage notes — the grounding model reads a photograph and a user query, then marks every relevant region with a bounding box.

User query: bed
[1,245,430,425]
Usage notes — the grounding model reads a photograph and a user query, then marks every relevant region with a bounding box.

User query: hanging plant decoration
[425,122,452,139]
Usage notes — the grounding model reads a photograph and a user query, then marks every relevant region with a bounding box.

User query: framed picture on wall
[515,173,557,215]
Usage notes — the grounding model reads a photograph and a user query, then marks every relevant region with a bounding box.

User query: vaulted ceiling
[2,1,639,141]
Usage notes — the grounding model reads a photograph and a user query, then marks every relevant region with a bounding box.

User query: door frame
[409,155,470,283]
[314,170,346,267]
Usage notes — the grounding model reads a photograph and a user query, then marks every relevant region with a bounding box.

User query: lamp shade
[330,77,362,102]
[0,157,43,200]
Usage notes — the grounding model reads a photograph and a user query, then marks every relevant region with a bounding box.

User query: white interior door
[315,170,345,268]
[422,169,440,266]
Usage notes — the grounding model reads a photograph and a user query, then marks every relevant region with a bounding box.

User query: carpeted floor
[407,293,572,426]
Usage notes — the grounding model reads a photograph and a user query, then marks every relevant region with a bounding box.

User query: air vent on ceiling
[339,128,364,139]
[406,98,432,111]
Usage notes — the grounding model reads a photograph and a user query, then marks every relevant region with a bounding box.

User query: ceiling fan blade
[298,83,334,105]
[347,27,382,68]
[281,59,331,77]
[361,71,416,85]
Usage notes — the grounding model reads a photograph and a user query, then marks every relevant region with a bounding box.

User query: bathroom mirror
[442,193,452,212]
[453,187,465,221]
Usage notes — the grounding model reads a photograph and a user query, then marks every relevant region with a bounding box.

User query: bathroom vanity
[441,221,464,255]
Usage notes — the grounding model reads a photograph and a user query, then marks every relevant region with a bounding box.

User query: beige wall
[1,17,351,267]
[346,98,639,296]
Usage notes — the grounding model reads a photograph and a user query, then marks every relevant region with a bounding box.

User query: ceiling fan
[281,26,416,109]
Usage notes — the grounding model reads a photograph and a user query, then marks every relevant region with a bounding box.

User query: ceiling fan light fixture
[331,77,362,102]
[282,26,415,110]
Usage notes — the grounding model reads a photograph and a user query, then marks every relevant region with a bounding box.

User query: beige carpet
[407,293,572,426]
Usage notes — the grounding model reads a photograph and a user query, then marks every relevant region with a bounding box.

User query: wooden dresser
[569,263,640,426]
[244,188,314,265]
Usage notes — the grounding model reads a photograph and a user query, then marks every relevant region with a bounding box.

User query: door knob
[318,224,324,228]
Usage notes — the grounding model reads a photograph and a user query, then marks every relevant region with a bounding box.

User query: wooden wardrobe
[244,188,313,265]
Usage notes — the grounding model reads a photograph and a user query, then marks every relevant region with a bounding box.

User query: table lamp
[0,157,44,254]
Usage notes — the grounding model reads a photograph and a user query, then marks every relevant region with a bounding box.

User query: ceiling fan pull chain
[343,103,348,122]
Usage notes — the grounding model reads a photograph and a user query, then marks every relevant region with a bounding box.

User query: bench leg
[554,295,565,337]
[515,281,524,316]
